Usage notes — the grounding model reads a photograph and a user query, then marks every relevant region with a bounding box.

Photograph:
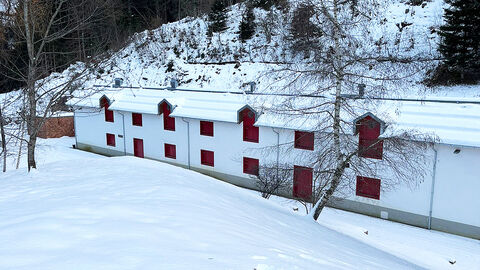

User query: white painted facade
[72,88,480,239]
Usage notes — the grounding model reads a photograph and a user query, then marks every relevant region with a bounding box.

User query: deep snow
[0,137,479,269]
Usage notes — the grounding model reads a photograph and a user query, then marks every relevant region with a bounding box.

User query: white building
[71,87,480,240]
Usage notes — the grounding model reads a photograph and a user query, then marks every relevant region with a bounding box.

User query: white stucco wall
[75,106,480,230]
[432,144,480,227]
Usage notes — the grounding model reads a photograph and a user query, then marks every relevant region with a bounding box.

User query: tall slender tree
[438,0,480,83]
[239,5,255,42]
[207,0,228,35]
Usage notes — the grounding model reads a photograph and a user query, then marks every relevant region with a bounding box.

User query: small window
[200,149,214,167]
[162,103,175,131]
[243,157,259,176]
[294,131,314,150]
[356,176,381,200]
[164,143,176,159]
[132,113,143,126]
[200,121,214,136]
[106,133,115,147]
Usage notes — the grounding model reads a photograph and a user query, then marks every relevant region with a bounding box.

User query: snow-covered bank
[0,138,479,269]
[270,196,480,270]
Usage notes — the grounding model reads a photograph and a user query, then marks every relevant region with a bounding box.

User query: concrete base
[329,197,480,240]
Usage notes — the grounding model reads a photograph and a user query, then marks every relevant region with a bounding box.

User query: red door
[133,138,144,158]
[293,166,313,200]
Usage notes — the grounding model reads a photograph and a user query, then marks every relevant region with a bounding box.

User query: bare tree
[254,163,292,199]
[268,0,436,220]
[0,0,109,171]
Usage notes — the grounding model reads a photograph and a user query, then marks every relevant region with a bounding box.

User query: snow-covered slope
[1,137,479,269]
[40,0,479,99]
[0,141,417,270]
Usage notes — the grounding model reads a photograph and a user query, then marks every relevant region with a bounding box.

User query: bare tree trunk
[0,107,6,172]
[24,0,37,171]
[16,122,25,170]
[312,0,343,220]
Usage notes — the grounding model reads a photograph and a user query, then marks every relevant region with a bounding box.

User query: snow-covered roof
[70,87,480,148]
[72,88,257,123]
[382,101,480,148]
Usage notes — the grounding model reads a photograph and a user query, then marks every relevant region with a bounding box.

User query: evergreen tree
[239,6,256,42]
[207,0,228,35]
[438,0,480,82]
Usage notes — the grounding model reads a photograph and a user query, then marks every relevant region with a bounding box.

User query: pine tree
[207,0,228,35]
[239,6,256,42]
[438,0,480,82]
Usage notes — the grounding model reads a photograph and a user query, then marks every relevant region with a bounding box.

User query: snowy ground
[0,137,479,269]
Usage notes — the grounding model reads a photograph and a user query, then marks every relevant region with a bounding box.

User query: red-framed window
[243,157,259,176]
[164,143,176,159]
[133,138,144,158]
[200,121,214,136]
[132,113,143,126]
[294,131,314,150]
[101,98,114,122]
[106,133,115,147]
[162,103,175,131]
[293,166,313,200]
[356,176,381,200]
[200,149,214,167]
[357,116,383,159]
[241,108,258,143]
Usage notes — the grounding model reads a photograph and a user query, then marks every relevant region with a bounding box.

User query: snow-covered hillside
[0,137,479,269]
[40,0,477,99]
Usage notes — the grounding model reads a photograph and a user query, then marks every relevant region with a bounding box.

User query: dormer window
[240,108,258,143]
[100,97,114,122]
[355,114,384,160]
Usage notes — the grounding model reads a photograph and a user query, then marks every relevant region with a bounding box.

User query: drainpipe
[73,110,78,148]
[118,111,127,156]
[428,145,438,230]
[272,128,280,177]
[182,118,191,169]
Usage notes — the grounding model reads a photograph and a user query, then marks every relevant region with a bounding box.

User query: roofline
[92,85,480,105]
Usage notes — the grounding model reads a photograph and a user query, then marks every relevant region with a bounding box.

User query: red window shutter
[102,101,114,122]
[200,149,214,167]
[106,133,115,146]
[356,176,381,200]
[243,126,259,143]
[164,143,176,159]
[133,138,144,158]
[359,139,383,159]
[294,131,314,150]
[243,157,259,175]
[358,116,383,159]
[132,113,143,126]
[162,103,175,131]
[200,121,214,136]
[293,166,313,200]
[241,108,259,143]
